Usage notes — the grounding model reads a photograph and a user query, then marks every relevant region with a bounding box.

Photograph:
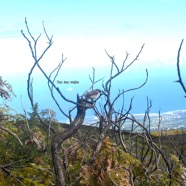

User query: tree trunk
[51,96,86,186]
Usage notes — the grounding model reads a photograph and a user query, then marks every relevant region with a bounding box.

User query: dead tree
[92,45,148,157]
[88,47,183,184]
[21,18,99,186]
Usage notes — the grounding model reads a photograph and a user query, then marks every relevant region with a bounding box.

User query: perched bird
[84,89,101,101]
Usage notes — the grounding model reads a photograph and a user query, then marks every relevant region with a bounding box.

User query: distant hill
[124,109,186,131]
[75,109,186,132]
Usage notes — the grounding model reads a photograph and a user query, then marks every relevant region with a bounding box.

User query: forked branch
[21,18,94,116]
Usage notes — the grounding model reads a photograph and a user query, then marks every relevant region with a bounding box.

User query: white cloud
[1,33,185,78]
[66,87,73,91]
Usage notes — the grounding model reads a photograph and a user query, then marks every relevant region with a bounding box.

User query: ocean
[3,64,186,122]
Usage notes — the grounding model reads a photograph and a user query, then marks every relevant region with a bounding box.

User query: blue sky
[1,0,186,119]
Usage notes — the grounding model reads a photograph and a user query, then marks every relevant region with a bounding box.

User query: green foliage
[40,108,56,121]
[0,163,54,186]
[0,110,56,185]
[0,106,185,185]
[80,137,134,186]
[0,105,15,124]
[0,76,16,100]
[169,155,184,185]
[28,102,40,122]
[151,129,186,137]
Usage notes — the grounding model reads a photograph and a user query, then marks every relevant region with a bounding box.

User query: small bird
[84,89,101,101]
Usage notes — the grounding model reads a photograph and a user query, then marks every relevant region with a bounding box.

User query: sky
[1,0,186,120]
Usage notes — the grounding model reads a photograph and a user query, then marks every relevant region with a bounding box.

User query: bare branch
[105,49,119,73]
[42,21,53,44]
[124,69,148,94]
[48,55,70,119]
[104,44,145,94]
[22,18,95,112]
[0,126,23,146]
[121,51,130,70]
[124,43,145,71]
[175,39,186,96]
[86,67,104,94]
[20,96,31,133]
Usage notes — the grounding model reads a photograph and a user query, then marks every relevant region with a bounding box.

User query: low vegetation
[0,107,186,185]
